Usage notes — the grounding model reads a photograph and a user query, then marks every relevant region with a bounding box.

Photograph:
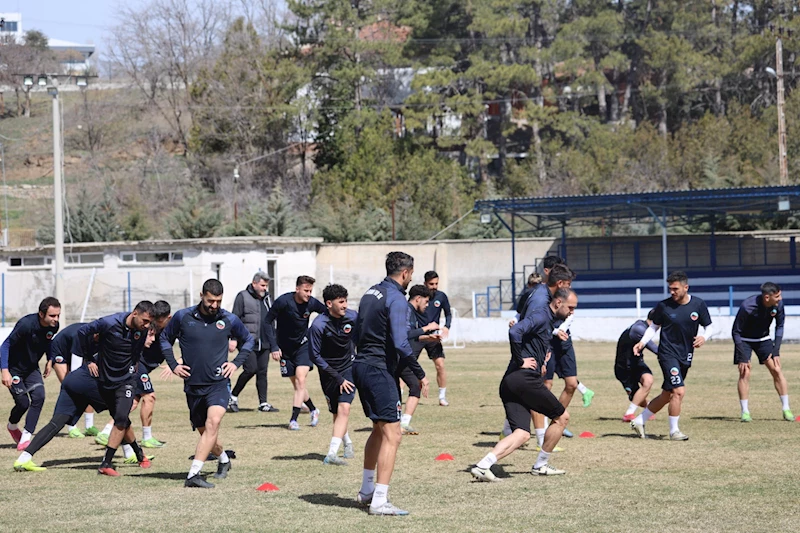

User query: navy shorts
[280,347,313,378]
[545,339,578,380]
[353,362,401,423]
[320,367,355,414]
[134,368,156,397]
[186,381,230,430]
[99,378,136,428]
[56,366,107,425]
[734,340,774,365]
[424,343,445,360]
[500,369,565,433]
[8,369,44,398]
[658,357,690,391]
[614,362,653,401]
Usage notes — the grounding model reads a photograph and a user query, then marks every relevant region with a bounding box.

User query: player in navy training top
[398,285,438,435]
[471,288,576,483]
[161,279,254,488]
[265,275,327,429]
[1,297,60,451]
[731,282,792,422]
[354,252,428,516]
[422,271,452,406]
[308,283,359,466]
[632,271,714,441]
[49,322,101,437]
[76,301,154,475]
[615,310,657,422]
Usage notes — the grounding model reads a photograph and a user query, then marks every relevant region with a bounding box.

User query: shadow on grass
[0,443,17,449]
[596,417,626,421]
[472,441,497,448]
[691,416,744,421]
[272,452,326,461]
[41,456,98,467]
[299,493,364,510]
[234,424,287,429]
[479,431,501,437]
[478,404,503,408]
[130,471,194,481]
[353,427,373,433]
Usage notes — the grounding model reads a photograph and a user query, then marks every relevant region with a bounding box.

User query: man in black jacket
[229,272,278,413]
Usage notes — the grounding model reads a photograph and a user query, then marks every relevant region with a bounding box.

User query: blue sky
[4,0,144,53]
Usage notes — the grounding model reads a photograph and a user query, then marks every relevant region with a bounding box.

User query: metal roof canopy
[474,185,800,300]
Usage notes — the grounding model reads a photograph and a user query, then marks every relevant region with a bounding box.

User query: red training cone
[795,415,800,422]
[578,431,595,438]
[257,483,280,491]
[435,453,454,461]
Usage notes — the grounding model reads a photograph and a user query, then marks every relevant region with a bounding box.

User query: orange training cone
[257,483,279,491]
[435,453,454,461]
[578,431,595,438]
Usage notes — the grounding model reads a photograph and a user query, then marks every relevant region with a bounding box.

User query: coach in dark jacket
[228,272,279,412]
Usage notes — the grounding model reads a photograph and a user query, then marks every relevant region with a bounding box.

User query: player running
[308,283,359,466]
[161,279,254,488]
[631,271,713,440]
[616,311,657,422]
[2,297,60,451]
[422,271,452,406]
[732,282,792,422]
[471,288,577,482]
[265,275,327,430]
[354,252,429,516]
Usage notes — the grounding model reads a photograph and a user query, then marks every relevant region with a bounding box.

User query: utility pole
[51,79,65,309]
[776,35,789,186]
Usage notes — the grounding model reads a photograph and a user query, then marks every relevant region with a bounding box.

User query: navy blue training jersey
[508,305,556,377]
[515,285,536,315]
[308,308,358,385]
[355,277,425,380]
[264,293,326,356]
[651,296,712,364]
[50,322,96,371]
[615,320,658,370]
[160,305,253,389]
[77,312,147,384]
[732,295,785,356]
[140,340,166,373]
[406,302,426,356]
[522,283,551,319]
[0,313,59,375]
[424,290,452,328]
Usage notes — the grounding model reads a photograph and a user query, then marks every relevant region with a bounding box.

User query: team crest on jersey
[216,320,225,330]
[624,387,632,393]
[11,375,20,385]
[771,307,778,317]
[55,356,64,363]
[670,367,679,376]
[46,331,54,340]
[140,373,150,383]
[134,331,142,340]
[690,312,699,321]
[343,324,352,334]
[434,300,441,308]
[303,311,310,319]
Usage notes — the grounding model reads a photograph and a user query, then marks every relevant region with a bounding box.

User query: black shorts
[134,369,156,397]
[545,340,578,380]
[56,366,107,425]
[500,369,565,433]
[658,357,690,391]
[99,378,136,428]
[186,381,230,430]
[397,364,422,398]
[8,369,44,398]
[353,362,401,423]
[424,343,445,360]
[734,340,774,365]
[614,362,653,401]
[320,367,355,414]
[280,347,313,378]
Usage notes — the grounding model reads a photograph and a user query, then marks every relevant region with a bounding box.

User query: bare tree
[107,0,234,152]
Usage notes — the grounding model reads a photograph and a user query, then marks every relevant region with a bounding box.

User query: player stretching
[308,284,358,465]
[422,271,452,406]
[161,279,254,488]
[2,297,60,451]
[266,275,327,430]
[616,311,657,422]
[632,271,713,440]
[398,285,439,435]
[76,301,154,475]
[471,288,577,482]
[732,282,792,422]
[354,252,429,515]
